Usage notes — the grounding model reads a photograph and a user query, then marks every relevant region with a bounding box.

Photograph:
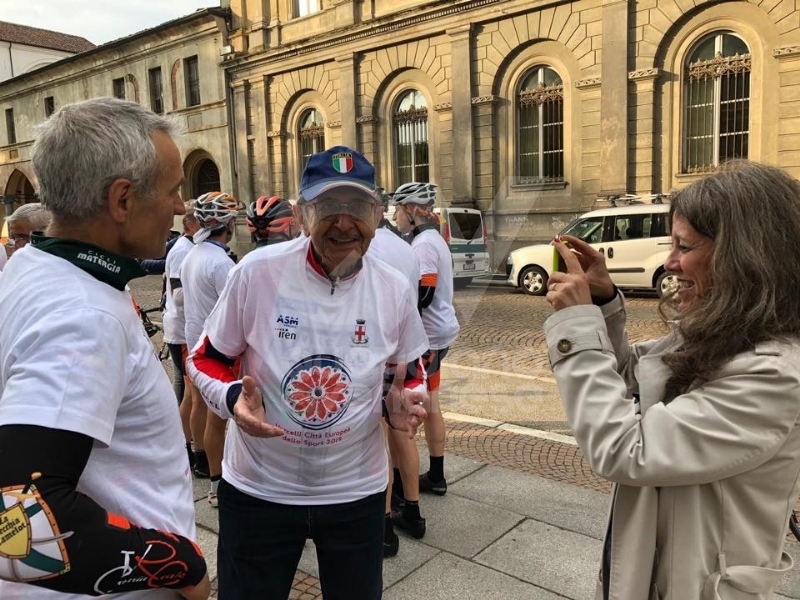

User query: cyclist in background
[5,202,51,256]
[246,195,299,248]
[179,191,240,506]
[392,182,460,504]
[164,203,201,468]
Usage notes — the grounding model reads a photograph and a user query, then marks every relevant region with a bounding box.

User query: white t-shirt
[368,228,420,304]
[412,228,460,349]
[0,246,195,600]
[162,235,194,344]
[180,240,235,351]
[188,237,429,505]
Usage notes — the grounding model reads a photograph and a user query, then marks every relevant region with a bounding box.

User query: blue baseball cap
[299,145,378,202]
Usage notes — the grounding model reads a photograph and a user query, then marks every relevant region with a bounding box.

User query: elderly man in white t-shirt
[188,146,428,600]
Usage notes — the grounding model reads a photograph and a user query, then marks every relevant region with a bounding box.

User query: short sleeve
[414,239,439,277]
[0,308,128,446]
[203,265,247,358]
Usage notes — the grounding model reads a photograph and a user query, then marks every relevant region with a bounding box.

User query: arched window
[194,159,220,197]
[393,90,429,184]
[298,109,326,168]
[683,32,750,173]
[517,66,564,182]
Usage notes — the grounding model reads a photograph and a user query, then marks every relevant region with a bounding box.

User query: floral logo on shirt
[281,355,353,430]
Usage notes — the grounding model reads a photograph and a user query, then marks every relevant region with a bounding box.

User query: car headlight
[506,254,513,264]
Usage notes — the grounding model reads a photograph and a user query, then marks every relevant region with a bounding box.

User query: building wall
[0,12,249,255]
[226,0,800,268]
[0,42,73,82]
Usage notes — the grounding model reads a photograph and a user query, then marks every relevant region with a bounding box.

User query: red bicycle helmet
[246,195,295,238]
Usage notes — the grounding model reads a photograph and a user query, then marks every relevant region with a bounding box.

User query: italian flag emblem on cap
[332,152,354,174]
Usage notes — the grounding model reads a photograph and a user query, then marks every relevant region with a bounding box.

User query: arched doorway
[194,159,220,198]
[183,150,221,201]
[3,169,36,216]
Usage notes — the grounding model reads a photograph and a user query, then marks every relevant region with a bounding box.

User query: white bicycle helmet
[392,182,438,207]
[194,191,240,229]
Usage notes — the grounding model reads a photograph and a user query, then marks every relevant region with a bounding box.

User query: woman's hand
[547,236,614,310]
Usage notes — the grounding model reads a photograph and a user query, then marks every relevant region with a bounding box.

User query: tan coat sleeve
[543,301,800,487]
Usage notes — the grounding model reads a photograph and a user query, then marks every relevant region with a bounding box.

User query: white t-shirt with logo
[189,237,429,505]
[0,246,195,600]
[180,241,235,351]
[162,235,194,344]
[412,228,460,349]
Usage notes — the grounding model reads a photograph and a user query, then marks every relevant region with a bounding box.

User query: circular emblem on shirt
[281,354,353,430]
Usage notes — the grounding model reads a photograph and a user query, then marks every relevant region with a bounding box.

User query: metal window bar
[394,107,429,184]
[186,58,201,107]
[299,123,325,168]
[684,52,750,173]
[149,68,164,115]
[518,85,564,182]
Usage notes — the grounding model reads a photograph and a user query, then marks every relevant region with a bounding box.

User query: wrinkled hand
[233,376,286,438]
[386,387,428,439]
[180,573,210,600]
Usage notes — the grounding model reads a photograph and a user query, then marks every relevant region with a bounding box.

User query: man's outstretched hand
[233,376,286,438]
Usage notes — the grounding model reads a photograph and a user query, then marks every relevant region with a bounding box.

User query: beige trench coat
[543,294,800,599]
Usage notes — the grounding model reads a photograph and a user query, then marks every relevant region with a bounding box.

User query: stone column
[231,79,253,205]
[336,55,357,148]
[599,0,629,196]
[447,24,474,207]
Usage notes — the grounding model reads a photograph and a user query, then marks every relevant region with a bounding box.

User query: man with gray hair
[5,202,51,255]
[0,98,208,599]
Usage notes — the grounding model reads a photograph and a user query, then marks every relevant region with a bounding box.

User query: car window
[608,213,669,240]
[449,213,482,240]
[560,216,603,243]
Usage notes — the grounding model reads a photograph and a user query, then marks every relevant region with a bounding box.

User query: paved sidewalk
[195,413,800,599]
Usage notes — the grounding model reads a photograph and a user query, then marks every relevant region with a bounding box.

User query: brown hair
[660,160,800,400]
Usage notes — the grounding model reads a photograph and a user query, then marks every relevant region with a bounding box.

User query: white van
[506,203,675,296]
[433,207,490,287]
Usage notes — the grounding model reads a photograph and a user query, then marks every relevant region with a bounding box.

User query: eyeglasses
[305,198,378,222]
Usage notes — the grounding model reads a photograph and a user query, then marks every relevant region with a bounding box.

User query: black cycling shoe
[384,523,399,558]
[390,490,405,512]
[419,471,447,496]
[391,509,426,539]
[192,451,210,479]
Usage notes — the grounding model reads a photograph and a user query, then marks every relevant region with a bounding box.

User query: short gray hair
[7,202,51,231]
[32,97,181,221]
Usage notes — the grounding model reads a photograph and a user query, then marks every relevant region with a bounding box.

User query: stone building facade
[0,9,242,251]
[1,1,799,265]
[222,0,800,265]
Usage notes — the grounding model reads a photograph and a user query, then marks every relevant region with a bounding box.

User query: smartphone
[552,238,568,273]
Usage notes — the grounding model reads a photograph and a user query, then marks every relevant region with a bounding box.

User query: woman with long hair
[544,161,800,599]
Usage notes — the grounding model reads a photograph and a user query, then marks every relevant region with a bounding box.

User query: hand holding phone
[552,238,569,273]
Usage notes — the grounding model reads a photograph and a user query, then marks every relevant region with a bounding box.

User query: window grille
[517,66,564,183]
[393,90,429,185]
[683,32,750,173]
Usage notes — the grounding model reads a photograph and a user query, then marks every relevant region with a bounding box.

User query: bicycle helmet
[246,195,295,237]
[194,191,239,229]
[392,182,438,207]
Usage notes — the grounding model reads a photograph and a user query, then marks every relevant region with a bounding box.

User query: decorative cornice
[434,102,453,111]
[628,68,660,81]
[356,115,379,123]
[471,95,497,105]
[267,130,286,138]
[327,120,342,128]
[774,46,800,59]
[575,77,601,89]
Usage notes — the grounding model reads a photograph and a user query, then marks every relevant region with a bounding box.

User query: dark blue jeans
[217,478,385,600]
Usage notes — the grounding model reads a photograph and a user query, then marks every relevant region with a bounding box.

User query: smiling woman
[542,161,800,600]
